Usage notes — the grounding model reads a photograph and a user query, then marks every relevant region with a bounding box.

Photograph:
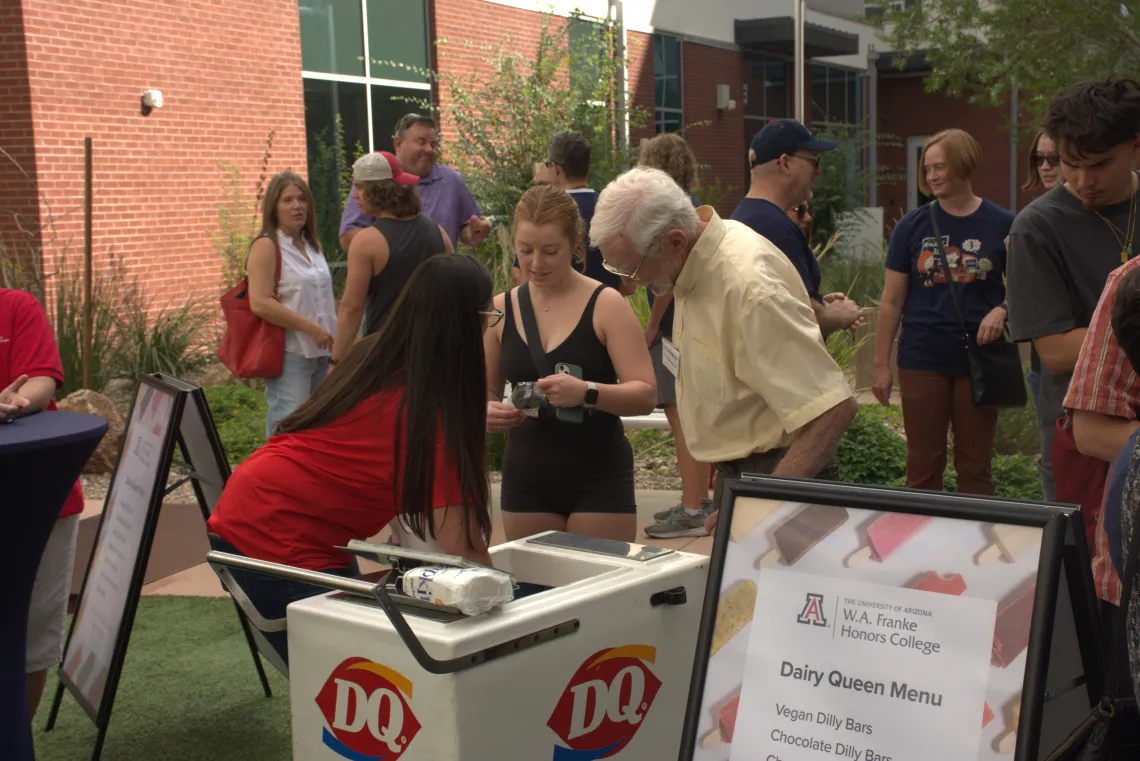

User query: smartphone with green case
[554,362,585,424]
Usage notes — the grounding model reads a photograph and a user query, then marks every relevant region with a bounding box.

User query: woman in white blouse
[247,171,337,437]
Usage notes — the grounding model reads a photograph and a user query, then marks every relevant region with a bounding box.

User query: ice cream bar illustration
[710,580,757,656]
[847,512,932,566]
[731,497,784,542]
[982,702,994,729]
[756,505,849,568]
[996,696,1021,754]
[700,689,741,747]
[977,524,1039,565]
[993,585,1035,667]
[909,572,967,596]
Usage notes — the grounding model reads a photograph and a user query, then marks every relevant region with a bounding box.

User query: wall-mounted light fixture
[140,89,164,117]
[716,84,737,112]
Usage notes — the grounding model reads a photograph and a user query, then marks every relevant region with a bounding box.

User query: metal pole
[611,0,628,158]
[82,137,93,391]
[794,0,805,122]
[868,49,879,207]
[1009,84,1019,212]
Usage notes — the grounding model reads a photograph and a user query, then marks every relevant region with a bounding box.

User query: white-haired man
[591,167,857,537]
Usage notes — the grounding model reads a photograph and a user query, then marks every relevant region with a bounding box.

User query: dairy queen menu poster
[683,478,1074,761]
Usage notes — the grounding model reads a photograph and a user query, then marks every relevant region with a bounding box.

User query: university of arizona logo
[797,593,828,627]
[315,657,421,760]
[547,645,662,760]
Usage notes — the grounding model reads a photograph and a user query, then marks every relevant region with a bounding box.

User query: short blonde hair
[918,129,983,195]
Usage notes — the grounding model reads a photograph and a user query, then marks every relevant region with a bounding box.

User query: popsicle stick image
[976,524,1040,565]
[993,584,1036,668]
[846,512,932,567]
[710,579,757,656]
[907,571,968,596]
[982,701,995,729]
[756,505,849,568]
[730,497,784,542]
[995,694,1021,754]
[700,689,740,748]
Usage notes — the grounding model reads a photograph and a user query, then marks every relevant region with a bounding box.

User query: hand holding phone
[538,363,585,423]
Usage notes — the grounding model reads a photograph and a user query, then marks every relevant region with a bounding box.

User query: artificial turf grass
[34,596,292,761]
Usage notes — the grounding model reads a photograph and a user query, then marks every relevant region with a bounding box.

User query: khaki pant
[898,368,997,495]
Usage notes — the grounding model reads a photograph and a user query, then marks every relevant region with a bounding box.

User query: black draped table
[1,411,107,761]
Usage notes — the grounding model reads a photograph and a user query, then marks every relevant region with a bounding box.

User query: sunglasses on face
[480,309,504,327]
[786,153,822,169]
[1034,152,1061,167]
[789,204,812,221]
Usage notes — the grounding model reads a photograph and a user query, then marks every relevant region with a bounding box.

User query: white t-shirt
[275,230,337,359]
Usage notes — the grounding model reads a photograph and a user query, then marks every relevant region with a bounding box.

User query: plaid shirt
[1064,258,1140,603]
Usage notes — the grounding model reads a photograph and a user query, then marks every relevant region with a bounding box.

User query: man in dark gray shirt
[1007,76,1140,501]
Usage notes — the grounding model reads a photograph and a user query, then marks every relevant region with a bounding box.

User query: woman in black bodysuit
[484,185,656,541]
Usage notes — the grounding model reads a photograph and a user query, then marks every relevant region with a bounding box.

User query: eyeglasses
[1034,152,1061,167]
[480,309,504,327]
[786,153,822,169]
[789,203,812,221]
[601,250,649,280]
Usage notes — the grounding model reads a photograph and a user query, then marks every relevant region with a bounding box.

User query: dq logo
[315,657,421,761]
[797,593,828,627]
[547,645,662,760]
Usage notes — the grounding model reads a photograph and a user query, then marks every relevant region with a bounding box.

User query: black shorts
[500,428,636,516]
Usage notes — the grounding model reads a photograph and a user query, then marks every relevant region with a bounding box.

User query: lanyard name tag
[661,337,680,377]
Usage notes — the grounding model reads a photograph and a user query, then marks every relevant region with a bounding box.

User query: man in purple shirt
[338,113,492,250]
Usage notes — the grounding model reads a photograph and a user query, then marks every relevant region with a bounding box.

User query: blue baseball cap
[748,119,837,167]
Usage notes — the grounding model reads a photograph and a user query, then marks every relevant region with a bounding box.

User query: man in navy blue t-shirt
[731,119,862,336]
[513,131,634,295]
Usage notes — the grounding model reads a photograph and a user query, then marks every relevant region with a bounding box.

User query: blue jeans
[264,350,328,437]
[207,535,358,666]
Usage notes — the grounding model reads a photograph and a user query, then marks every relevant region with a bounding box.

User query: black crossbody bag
[928,202,1027,409]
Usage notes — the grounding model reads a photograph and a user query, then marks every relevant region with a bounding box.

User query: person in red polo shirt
[0,288,85,719]
[206,254,497,664]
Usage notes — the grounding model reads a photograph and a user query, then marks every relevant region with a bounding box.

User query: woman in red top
[207,254,497,663]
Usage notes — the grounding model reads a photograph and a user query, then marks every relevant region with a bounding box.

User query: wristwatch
[583,381,599,408]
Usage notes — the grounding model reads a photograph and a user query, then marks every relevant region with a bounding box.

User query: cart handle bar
[205,551,579,675]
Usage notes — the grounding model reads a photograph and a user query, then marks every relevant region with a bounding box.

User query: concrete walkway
[126,485,699,597]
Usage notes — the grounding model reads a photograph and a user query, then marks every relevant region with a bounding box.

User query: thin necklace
[1093,176,1138,264]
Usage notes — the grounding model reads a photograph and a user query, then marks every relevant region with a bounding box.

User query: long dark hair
[276,254,492,545]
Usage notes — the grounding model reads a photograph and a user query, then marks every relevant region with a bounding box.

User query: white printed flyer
[730,569,997,761]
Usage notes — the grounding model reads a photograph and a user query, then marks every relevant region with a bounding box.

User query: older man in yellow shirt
[591,167,857,538]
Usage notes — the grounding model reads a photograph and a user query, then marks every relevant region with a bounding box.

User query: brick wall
[0,2,39,270]
[627,30,655,149]
[875,76,1034,230]
[16,0,307,306]
[681,42,746,215]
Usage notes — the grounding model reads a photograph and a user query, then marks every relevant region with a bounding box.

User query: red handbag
[217,236,285,379]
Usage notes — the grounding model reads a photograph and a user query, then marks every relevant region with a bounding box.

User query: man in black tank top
[331,153,453,362]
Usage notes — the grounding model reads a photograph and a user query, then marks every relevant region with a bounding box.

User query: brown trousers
[898,368,998,495]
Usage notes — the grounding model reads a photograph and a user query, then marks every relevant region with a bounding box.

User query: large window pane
[371,84,431,152]
[656,111,682,135]
[764,59,788,118]
[570,18,607,96]
[828,69,847,124]
[303,79,368,260]
[848,73,861,126]
[299,0,365,76]
[654,33,682,114]
[367,0,429,82]
[811,64,828,123]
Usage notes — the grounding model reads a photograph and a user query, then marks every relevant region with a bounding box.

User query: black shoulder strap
[517,283,555,377]
[927,201,969,340]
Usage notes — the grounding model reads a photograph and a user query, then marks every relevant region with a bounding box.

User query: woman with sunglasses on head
[484,184,656,543]
[207,254,496,664]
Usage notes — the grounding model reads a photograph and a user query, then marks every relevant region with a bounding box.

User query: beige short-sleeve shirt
[672,207,853,463]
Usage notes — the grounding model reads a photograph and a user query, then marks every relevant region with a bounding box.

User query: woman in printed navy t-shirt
[872,129,1014,495]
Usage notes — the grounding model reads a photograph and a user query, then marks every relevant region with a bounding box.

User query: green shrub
[203,384,267,466]
[486,432,506,472]
[991,455,1044,501]
[994,371,1041,456]
[838,406,907,485]
[110,294,215,381]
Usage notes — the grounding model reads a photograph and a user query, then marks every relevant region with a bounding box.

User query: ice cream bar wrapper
[401,565,514,616]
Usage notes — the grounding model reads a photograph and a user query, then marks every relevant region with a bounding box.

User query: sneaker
[644,510,711,539]
[653,499,712,522]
